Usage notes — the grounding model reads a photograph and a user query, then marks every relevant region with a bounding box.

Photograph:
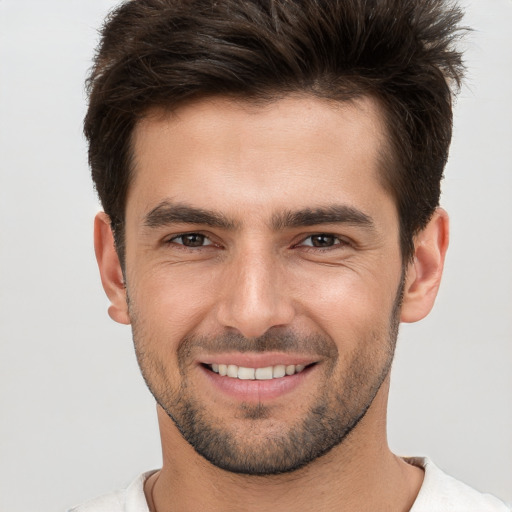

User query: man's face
[122,95,404,474]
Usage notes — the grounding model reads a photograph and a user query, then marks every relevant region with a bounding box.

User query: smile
[207,363,307,380]
[199,359,317,401]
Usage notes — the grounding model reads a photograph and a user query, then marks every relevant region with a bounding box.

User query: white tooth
[285,364,296,376]
[227,364,238,378]
[295,364,306,373]
[218,364,228,376]
[211,363,219,373]
[273,365,286,378]
[238,366,255,380]
[255,366,273,380]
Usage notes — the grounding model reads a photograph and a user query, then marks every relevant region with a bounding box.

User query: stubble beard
[130,278,404,476]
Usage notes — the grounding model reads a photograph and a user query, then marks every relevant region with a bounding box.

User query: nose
[215,246,296,339]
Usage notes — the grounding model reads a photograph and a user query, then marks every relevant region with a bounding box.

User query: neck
[147,380,423,512]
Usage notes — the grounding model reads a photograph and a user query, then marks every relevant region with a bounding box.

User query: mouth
[203,362,310,380]
[197,354,319,402]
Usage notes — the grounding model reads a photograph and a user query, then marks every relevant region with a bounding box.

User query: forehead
[128,94,393,222]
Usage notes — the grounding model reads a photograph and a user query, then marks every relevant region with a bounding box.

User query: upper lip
[197,352,319,368]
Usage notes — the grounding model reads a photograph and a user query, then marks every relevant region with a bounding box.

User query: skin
[95,95,449,511]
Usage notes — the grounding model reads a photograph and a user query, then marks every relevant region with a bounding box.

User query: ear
[94,212,131,325]
[400,208,449,323]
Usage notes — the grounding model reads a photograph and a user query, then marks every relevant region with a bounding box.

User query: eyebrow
[142,201,375,232]
[271,205,375,231]
[143,201,238,230]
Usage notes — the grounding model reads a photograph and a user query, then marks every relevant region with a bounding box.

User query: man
[71,0,510,510]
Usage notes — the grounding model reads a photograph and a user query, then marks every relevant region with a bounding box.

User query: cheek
[127,264,219,341]
[294,267,399,342]
[126,247,402,345]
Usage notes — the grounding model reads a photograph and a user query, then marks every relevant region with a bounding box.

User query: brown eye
[303,234,339,247]
[172,233,212,247]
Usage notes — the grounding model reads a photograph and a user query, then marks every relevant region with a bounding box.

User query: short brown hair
[85,0,466,262]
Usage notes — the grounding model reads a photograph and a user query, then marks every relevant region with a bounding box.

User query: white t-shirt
[68,458,510,512]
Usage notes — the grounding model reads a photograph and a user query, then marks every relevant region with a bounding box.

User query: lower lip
[199,364,314,402]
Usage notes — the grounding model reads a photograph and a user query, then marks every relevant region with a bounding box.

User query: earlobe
[94,212,131,325]
[400,208,449,323]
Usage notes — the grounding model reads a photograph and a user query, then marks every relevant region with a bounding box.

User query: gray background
[0,1,510,510]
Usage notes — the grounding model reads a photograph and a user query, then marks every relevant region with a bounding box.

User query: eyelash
[166,233,215,248]
[297,234,349,250]
[165,232,350,251]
